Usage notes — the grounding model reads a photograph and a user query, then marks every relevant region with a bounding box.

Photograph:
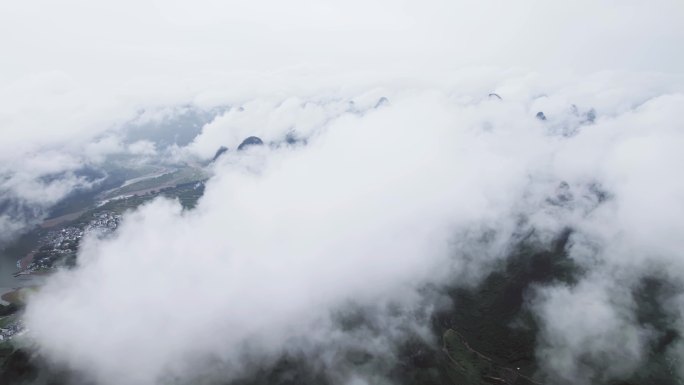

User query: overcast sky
[2,1,684,385]
[2,0,682,157]
[3,0,684,83]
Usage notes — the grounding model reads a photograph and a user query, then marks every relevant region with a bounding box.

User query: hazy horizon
[1,2,684,385]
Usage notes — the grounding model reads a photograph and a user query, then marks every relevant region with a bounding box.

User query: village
[0,212,123,345]
[15,211,122,276]
[0,319,24,342]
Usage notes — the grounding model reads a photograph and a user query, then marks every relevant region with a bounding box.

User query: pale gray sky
[2,2,684,384]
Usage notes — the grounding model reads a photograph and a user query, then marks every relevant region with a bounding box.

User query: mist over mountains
[1,82,679,385]
[1,1,684,384]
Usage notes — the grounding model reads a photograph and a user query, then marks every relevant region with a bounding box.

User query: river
[0,250,44,303]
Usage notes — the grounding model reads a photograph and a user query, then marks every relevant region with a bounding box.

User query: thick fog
[2,1,684,384]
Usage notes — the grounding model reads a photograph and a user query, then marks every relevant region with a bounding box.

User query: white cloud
[0,1,682,383]
[127,140,158,156]
[22,80,684,384]
[531,277,652,384]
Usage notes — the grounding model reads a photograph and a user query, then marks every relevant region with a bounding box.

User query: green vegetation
[433,231,578,380]
[106,167,207,198]
[0,314,18,329]
[94,181,205,215]
[441,329,538,385]
[1,216,680,384]
[44,166,153,219]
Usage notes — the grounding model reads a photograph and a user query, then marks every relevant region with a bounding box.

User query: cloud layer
[20,78,684,384]
[1,1,683,384]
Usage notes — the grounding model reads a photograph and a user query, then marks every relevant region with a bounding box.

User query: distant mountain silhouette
[375,97,389,108]
[237,136,264,151]
[212,146,228,162]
